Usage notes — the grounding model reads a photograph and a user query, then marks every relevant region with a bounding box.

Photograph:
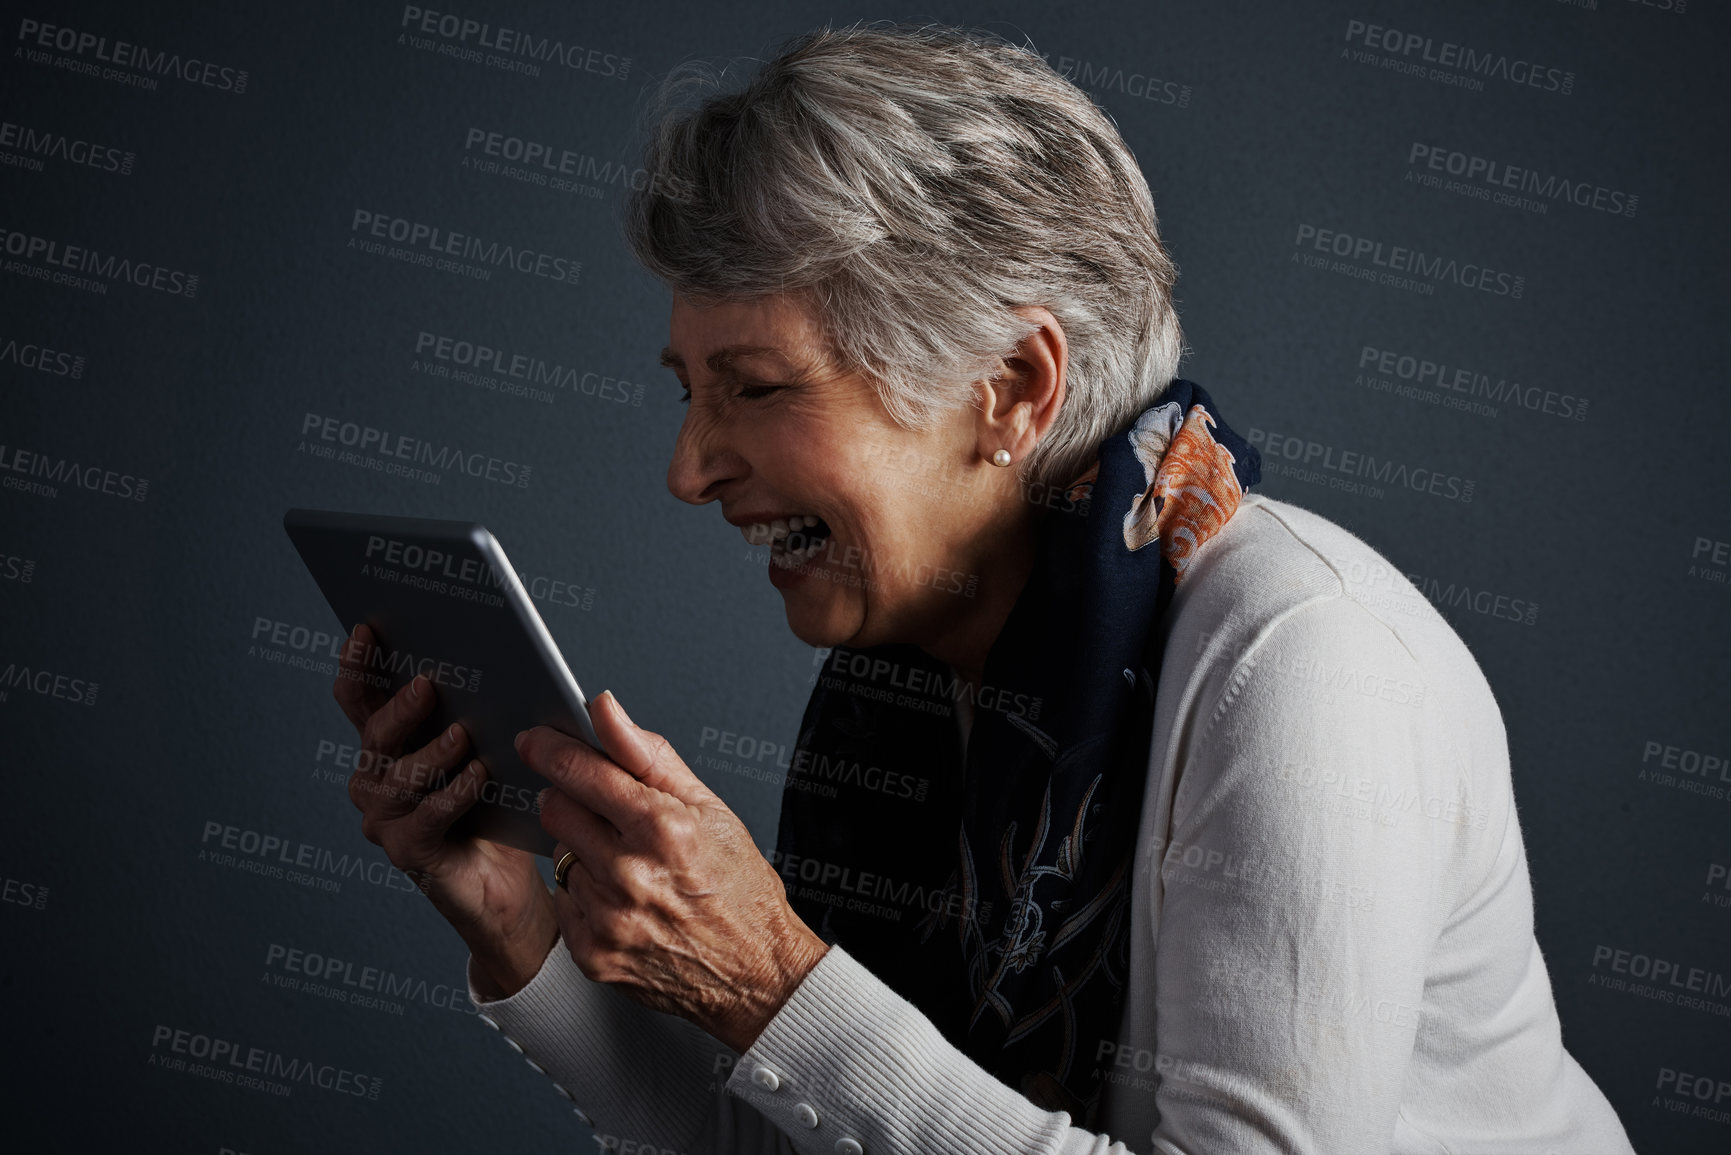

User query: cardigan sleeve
[724,944,1136,1154]
[1126,594,1461,1150]
[466,940,796,1154]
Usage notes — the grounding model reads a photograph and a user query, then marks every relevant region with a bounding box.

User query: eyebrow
[658,344,793,374]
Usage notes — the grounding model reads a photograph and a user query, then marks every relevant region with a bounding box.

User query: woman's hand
[519,693,830,1054]
[334,624,558,1000]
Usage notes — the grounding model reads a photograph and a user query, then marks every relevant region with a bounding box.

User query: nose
[665,410,740,506]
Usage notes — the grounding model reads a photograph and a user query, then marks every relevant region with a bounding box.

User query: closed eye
[677,383,782,405]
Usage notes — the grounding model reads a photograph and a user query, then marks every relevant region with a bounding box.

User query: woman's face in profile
[662,292,998,653]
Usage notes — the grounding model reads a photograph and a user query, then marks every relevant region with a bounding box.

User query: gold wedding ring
[553,850,576,890]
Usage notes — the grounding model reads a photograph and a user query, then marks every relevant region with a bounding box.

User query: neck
[918,504,1042,692]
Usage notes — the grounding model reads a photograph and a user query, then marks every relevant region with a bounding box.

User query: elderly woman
[335,23,1634,1155]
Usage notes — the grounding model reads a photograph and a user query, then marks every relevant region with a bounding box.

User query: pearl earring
[992,449,1012,467]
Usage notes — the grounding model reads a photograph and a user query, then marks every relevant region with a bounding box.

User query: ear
[975,306,1068,466]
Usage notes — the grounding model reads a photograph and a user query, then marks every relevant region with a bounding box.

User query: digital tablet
[282,508,602,857]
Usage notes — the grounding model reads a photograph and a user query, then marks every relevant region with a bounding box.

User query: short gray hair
[623,21,1186,489]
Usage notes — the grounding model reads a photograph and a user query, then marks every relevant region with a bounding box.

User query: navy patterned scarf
[773,380,1262,1128]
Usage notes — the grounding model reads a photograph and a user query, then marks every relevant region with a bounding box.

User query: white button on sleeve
[476,1013,500,1031]
[796,1102,820,1128]
[751,1066,781,1091]
[551,1083,573,1100]
[834,1138,862,1155]
[524,1057,545,1076]
[502,1035,524,1055]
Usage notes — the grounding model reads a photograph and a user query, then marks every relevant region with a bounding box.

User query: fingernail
[514,729,528,752]
[607,691,633,727]
[411,674,428,699]
[443,723,461,748]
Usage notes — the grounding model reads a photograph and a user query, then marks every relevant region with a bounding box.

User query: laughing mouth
[741,514,834,569]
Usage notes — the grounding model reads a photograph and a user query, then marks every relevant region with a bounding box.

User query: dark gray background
[2,1,1726,1151]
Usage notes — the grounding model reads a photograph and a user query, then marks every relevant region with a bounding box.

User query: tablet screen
[283,508,601,856]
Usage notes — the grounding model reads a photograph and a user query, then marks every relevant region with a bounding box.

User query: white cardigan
[467,495,1635,1154]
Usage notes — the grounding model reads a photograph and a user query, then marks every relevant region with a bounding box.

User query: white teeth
[741,513,829,568]
[740,522,775,545]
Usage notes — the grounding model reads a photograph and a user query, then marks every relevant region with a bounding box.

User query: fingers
[549,874,594,971]
[333,623,389,730]
[361,673,436,761]
[516,724,650,828]
[516,693,712,832]
[378,718,470,810]
[550,851,617,982]
[541,790,622,861]
[551,872,580,918]
[402,759,490,850]
[558,851,607,915]
[551,835,651,993]
[589,692,711,803]
[355,718,472,828]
